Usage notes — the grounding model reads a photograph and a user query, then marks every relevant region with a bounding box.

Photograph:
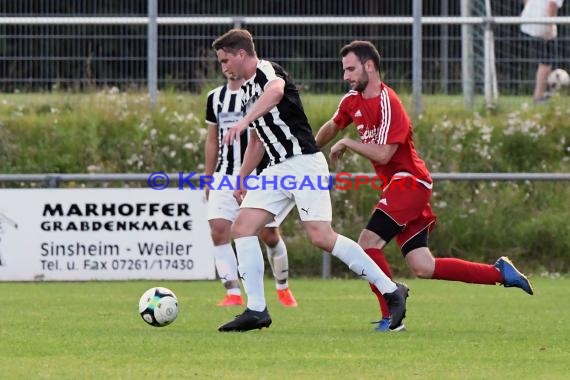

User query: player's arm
[542,0,560,39]
[319,94,353,151]
[222,79,285,145]
[238,132,265,179]
[547,0,559,16]
[315,118,341,148]
[334,90,408,166]
[204,91,219,199]
[234,132,266,203]
[330,138,398,166]
[203,123,219,200]
[204,123,219,177]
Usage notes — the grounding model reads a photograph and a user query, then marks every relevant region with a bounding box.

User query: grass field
[1,278,568,379]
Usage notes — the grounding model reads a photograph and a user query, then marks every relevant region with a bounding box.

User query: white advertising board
[0,189,215,281]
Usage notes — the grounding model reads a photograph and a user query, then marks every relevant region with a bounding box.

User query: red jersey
[333,83,432,188]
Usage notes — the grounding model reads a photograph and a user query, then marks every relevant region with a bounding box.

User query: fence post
[441,0,449,94]
[46,175,61,188]
[461,0,474,109]
[484,0,498,108]
[233,18,244,29]
[147,0,158,108]
[412,0,423,117]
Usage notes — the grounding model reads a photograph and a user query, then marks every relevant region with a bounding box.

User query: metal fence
[1,0,569,96]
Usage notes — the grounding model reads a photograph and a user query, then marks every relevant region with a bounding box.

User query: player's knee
[210,229,228,245]
[406,251,435,279]
[230,219,249,239]
[231,216,263,239]
[209,221,231,245]
[357,229,384,250]
[308,234,331,250]
[304,222,336,251]
[259,227,280,247]
[409,264,432,279]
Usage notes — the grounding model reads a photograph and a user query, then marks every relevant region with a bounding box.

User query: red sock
[432,258,502,285]
[365,248,393,318]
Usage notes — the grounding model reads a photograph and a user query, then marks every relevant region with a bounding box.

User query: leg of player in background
[402,228,533,295]
[534,63,552,103]
[209,218,243,306]
[259,226,298,307]
[358,229,394,331]
[303,220,408,331]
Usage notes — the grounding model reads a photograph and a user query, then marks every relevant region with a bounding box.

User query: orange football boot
[277,288,298,307]
[217,294,244,306]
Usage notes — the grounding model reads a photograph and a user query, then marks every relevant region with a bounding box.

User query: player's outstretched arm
[234,133,266,204]
[334,138,398,166]
[239,132,266,179]
[222,79,285,145]
[244,78,285,123]
[315,118,341,148]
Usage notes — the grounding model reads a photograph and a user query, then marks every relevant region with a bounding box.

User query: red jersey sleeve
[377,87,410,145]
[332,93,354,130]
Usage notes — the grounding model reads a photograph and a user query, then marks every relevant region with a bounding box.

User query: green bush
[1,91,569,274]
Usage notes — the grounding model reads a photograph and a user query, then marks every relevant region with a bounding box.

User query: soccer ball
[138,287,179,327]
[547,68,570,92]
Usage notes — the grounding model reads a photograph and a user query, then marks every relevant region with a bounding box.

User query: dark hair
[340,41,381,71]
[212,29,256,56]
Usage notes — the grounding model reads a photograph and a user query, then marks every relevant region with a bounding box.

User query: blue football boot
[372,318,391,332]
[494,256,534,295]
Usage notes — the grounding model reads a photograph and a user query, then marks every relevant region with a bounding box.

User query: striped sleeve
[256,60,282,89]
[376,87,409,145]
[205,89,217,124]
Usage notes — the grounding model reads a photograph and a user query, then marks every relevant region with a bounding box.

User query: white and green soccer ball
[138,287,179,327]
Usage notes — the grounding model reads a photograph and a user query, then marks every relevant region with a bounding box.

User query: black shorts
[523,34,558,66]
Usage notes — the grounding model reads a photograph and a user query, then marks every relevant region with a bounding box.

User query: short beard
[353,74,369,92]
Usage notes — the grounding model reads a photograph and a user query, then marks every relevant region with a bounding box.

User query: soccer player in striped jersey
[205,70,298,308]
[316,40,534,331]
[213,29,409,333]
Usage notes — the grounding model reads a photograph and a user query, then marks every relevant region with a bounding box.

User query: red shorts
[375,176,437,249]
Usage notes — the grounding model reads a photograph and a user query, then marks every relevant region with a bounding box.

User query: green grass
[1,278,568,379]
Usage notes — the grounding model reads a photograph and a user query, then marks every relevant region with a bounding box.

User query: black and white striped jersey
[205,84,269,175]
[240,60,319,165]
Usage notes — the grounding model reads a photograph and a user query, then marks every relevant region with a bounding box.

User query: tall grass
[1,91,569,273]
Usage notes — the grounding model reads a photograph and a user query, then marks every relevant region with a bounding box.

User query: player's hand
[329,139,347,166]
[233,188,247,205]
[223,119,248,145]
[544,25,556,40]
[204,186,210,201]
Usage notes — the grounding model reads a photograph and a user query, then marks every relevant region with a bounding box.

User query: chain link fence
[1,1,568,95]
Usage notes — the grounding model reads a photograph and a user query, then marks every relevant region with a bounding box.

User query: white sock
[226,288,241,296]
[331,234,397,294]
[212,244,240,294]
[265,238,289,290]
[235,236,266,311]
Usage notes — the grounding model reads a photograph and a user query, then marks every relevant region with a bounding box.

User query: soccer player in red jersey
[316,41,534,332]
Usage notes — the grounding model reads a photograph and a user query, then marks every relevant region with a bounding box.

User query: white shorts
[207,173,293,227]
[241,152,333,222]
